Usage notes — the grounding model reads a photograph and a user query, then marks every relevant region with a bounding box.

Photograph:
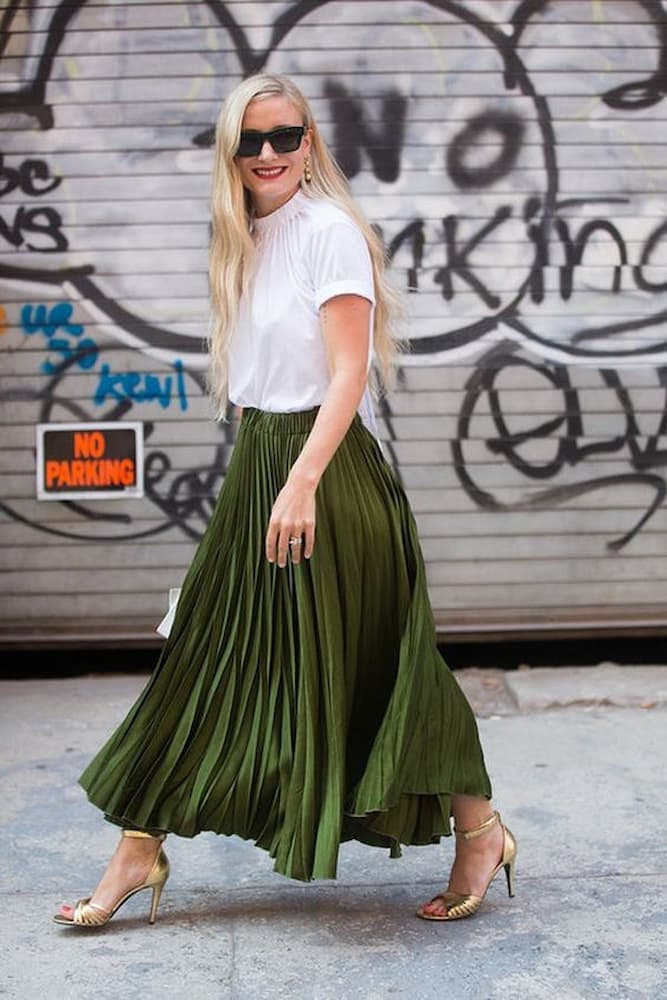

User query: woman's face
[235,95,312,218]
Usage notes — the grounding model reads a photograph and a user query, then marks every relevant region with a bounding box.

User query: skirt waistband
[241,407,321,435]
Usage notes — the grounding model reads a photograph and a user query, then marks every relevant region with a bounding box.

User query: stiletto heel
[416,810,517,921]
[53,830,170,928]
[504,857,516,898]
[149,883,164,924]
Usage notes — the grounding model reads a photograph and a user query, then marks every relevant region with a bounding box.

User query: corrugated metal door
[1,0,666,644]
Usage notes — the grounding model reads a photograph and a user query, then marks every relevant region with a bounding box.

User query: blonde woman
[54,74,516,928]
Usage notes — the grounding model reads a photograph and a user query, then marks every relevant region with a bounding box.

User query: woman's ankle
[451,795,496,836]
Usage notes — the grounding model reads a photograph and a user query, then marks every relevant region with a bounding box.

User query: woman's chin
[250,182,300,216]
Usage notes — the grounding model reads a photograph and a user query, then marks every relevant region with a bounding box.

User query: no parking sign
[36,422,144,501]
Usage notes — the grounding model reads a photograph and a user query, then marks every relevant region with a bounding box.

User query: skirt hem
[93,783,492,882]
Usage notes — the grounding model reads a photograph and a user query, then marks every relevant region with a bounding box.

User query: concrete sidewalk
[1,666,666,1000]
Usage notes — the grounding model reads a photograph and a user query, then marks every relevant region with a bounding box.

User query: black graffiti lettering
[524,196,548,304]
[0,0,86,128]
[23,206,68,252]
[434,207,512,308]
[457,352,582,490]
[19,158,62,196]
[555,218,627,300]
[404,192,667,350]
[0,154,61,197]
[385,220,425,292]
[0,205,68,252]
[0,155,66,250]
[0,208,23,247]
[633,220,667,292]
[600,0,667,110]
[601,367,667,470]
[0,154,21,197]
[144,449,223,540]
[604,80,666,110]
[510,0,667,112]
[452,346,667,550]
[446,110,525,189]
[369,196,666,309]
[323,80,406,183]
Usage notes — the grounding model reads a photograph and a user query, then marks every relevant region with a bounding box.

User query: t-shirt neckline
[252,188,307,234]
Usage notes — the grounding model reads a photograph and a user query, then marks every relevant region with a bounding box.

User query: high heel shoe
[53,830,170,928]
[416,809,516,921]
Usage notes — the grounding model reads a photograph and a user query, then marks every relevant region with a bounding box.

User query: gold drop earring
[303,156,312,183]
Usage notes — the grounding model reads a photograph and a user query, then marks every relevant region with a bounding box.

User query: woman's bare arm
[265,294,372,567]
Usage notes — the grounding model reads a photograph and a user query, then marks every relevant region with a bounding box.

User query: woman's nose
[258,140,277,160]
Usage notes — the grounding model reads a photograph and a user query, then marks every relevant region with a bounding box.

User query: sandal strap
[455,809,500,841]
[72,898,111,926]
[122,829,166,841]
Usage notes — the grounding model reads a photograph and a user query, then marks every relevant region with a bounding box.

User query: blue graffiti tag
[21,301,188,410]
[21,301,98,372]
[94,359,188,411]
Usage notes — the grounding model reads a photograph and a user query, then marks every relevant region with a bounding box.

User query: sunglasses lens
[237,133,262,157]
[237,127,304,157]
[271,127,304,153]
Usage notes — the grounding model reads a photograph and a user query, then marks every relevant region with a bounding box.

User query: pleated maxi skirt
[80,407,492,881]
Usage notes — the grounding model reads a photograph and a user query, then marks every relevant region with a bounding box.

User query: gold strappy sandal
[53,830,170,928]
[416,809,516,921]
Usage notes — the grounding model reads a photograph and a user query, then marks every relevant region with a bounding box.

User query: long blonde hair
[208,73,401,417]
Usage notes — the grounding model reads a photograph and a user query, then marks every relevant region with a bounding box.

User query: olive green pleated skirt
[80,407,492,881]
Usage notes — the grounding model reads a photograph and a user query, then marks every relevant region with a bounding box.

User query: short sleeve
[308,219,376,310]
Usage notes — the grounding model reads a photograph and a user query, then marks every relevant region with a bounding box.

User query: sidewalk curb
[455,663,667,717]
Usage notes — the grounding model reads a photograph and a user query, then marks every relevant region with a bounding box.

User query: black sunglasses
[236,125,306,158]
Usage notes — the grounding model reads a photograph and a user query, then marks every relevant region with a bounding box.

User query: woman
[54,73,516,928]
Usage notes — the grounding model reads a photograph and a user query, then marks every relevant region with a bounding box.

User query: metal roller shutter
[1,1,666,646]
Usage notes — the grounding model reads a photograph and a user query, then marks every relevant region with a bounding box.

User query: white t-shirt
[227,189,378,430]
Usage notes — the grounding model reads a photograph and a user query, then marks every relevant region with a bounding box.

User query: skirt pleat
[80,407,492,881]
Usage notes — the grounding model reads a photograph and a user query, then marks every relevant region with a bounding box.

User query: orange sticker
[0,305,7,336]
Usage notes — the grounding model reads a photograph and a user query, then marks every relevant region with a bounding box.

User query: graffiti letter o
[447,110,525,189]
[633,220,667,292]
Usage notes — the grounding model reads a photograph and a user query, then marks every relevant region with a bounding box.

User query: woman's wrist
[287,464,321,491]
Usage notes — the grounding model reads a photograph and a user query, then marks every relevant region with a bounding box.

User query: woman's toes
[422,897,447,917]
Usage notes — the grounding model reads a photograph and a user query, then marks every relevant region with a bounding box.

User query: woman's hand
[265,474,316,567]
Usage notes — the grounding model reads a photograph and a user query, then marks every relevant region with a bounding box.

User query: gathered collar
[252,188,308,235]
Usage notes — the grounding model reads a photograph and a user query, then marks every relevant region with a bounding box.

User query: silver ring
[288,537,303,547]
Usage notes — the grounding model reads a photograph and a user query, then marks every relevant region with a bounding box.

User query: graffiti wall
[1,0,666,641]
